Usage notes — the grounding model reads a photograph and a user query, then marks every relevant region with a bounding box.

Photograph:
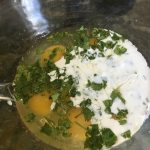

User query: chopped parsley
[103,89,128,125]
[105,41,116,49]
[51,93,60,102]
[84,124,117,150]
[121,130,131,139]
[41,118,71,137]
[14,62,51,103]
[87,80,107,91]
[26,113,36,122]
[114,45,127,55]
[64,50,74,64]
[101,128,117,148]
[41,122,54,136]
[111,88,126,104]
[103,99,113,114]
[112,33,120,41]
[84,124,103,150]
[80,99,94,121]
[112,109,128,125]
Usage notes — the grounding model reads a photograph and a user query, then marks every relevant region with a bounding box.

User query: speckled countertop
[0,0,150,150]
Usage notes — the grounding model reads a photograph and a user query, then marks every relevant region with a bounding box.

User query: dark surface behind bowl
[0,0,150,150]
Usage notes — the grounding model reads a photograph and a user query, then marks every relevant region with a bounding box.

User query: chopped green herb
[114,45,127,55]
[64,52,74,64]
[41,118,71,137]
[14,62,51,103]
[103,99,113,114]
[105,41,116,49]
[112,109,128,124]
[57,118,71,137]
[75,26,90,49]
[88,54,96,60]
[80,99,94,121]
[112,33,120,41]
[93,28,110,40]
[111,89,126,104]
[84,124,103,150]
[117,109,128,119]
[101,128,117,148]
[41,123,53,136]
[80,98,92,108]
[119,119,127,125]
[67,100,74,107]
[26,113,36,122]
[69,86,79,97]
[82,107,95,121]
[51,93,60,101]
[121,130,131,139]
[87,80,107,91]
[84,124,117,150]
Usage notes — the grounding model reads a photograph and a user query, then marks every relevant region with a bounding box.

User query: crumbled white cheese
[48,70,57,82]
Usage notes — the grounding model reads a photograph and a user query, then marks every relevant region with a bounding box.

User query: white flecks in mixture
[54,38,150,146]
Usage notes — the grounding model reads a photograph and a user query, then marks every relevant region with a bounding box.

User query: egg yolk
[68,108,91,141]
[40,45,65,66]
[28,92,52,116]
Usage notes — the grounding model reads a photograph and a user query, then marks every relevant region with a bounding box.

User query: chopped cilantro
[105,41,116,49]
[117,109,128,120]
[41,123,54,136]
[51,93,60,101]
[111,89,126,104]
[41,118,71,137]
[57,118,71,137]
[69,86,78,97]
[101,128,117,148]
[80,98,92,108]
[103,99,113,114]
[112,33,120,41]
[119,119,127,125]
[87,80,107,91]
[93,28,110,40]
[75,26,90,49]
[88,54,96,60]
[84,124,117,150]
[121,130,131,139]
[14,62,51,103]
[26,113,36,122]
[64,51,74,64]
[82,107,95,121]
[112,109,128,124]
[114,45,127,55]
[80,99,94,121]
[84,124,103,150]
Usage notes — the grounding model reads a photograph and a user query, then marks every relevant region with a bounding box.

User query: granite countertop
[0,0,150,150]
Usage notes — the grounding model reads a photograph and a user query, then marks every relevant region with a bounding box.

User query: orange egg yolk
[28,92,52,116]
[40,45,65,66]
[68,107,91,141]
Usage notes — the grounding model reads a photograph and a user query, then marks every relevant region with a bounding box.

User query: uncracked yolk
[68,107,91,141]
[28,92,52,116]
[40,45,65,66]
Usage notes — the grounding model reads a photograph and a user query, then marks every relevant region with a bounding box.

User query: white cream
[55,35,150,147]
